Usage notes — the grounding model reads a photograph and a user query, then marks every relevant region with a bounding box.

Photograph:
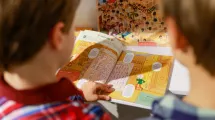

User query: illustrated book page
[57,31,124,85]
[106,50,174,109]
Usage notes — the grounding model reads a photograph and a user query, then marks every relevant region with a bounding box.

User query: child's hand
[81,81,115,102]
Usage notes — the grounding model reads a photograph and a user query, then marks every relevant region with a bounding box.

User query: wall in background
[74,0,98,30]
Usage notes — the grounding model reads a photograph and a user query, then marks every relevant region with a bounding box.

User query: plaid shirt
[143,94,215,120]
[0,96,110,120]
[0,75,111,120]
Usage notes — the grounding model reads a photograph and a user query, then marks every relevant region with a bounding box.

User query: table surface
[126,46,190,95]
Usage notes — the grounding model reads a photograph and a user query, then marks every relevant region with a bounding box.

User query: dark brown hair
[162,0,215,75]
[0,0,80,71]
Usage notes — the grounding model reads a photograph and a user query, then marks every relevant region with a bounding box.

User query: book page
[107,51,173,108]
[81,48,118,83]
[107,62,134,91]
[57,31,124,85]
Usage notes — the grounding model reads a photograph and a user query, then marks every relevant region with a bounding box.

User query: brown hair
[0,0,80,71]
[162,0,215,75]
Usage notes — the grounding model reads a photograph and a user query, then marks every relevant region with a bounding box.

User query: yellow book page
[57,31,124,86]
[107,51,174,107]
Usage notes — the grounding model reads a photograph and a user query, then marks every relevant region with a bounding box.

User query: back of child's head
[162,0,215,75]
[0,0,79,71]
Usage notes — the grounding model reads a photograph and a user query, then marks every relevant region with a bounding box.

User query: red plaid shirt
[0,75,111,120]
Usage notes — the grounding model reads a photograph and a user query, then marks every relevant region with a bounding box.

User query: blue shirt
[142,94,215,120]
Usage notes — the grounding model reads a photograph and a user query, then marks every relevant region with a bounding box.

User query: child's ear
[166,17,188,52]
[48,22,65,50]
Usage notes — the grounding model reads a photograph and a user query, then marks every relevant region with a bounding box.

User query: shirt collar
[152,94,215,120]
[0,74,83,105]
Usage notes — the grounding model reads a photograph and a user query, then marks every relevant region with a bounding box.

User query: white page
[78,30,124,56]
[169,60,190,95]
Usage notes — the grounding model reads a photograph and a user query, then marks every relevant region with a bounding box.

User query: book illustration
[152,62,162,71]
[135,74,146,91]
[97,0,170,47]
[123,52,135,63]
[122,84,135,98]
[88,48,100,59]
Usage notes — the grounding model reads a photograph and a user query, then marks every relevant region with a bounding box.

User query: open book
[57,30,174,109]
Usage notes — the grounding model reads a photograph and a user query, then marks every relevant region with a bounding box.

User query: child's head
[162,0,215,75]
[0,0,80,71]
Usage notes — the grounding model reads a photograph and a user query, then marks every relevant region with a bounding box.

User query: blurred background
[74,0,98,30]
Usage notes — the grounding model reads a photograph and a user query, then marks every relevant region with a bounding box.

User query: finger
[97,84,115,93]
[107,87,115,93]
[107,84,113,88]
[106,84,115,92]
[97,95,111,101]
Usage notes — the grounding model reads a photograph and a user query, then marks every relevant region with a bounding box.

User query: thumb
[97,95,111,101]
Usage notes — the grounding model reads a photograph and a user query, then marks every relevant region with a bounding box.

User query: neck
[4,59,58,90]
[184,64,215,109]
